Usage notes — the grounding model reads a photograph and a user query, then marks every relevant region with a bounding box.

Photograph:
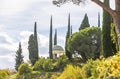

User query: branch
[91,0,115,16]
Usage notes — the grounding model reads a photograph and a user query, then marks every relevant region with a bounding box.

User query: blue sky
[0,0,114,69]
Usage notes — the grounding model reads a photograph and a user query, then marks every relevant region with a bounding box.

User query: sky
[0,0,115,69]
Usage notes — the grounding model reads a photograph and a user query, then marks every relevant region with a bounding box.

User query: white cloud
[0,0,48,16]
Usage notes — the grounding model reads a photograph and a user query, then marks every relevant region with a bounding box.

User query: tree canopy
[67,27,101,61]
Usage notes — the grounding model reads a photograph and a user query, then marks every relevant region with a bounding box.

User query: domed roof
[53,45,64,51]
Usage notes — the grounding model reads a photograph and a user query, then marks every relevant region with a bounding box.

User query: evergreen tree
[98,12,100,27]
[102,0,113,57]
[15,42,24,71]
[71,25,72,35]
[54,29,57,45]
[49,16,53,59]
[79,13,90,30]
[65,13,72,60]
[28,22,39,65]
[34,22,39,61]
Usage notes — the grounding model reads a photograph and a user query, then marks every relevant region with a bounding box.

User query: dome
[53,45,64,51]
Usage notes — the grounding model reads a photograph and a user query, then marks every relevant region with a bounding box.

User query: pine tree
[98,12,100,27]
[15,42,24,71]
[102,0,113,57]
[54,29,57,45]
[49,16,53,59]
[65,13,72,60]
[28,22,39,65]
[79,13,90,30]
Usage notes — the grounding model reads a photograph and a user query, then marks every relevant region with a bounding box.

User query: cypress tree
[65,13,72,60]
[98,12,100,27]
[34,22,39,61]
[15,42,24,71]
[54,29,57,45]
[49,16,53,59]
[28,22,39,65]
[79,13,90,30]
[71,25,72,35]
[102,0,113,57]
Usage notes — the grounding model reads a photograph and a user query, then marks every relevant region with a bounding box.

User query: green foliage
[55,52,120,79]
[18,63,32,75]
[111,23,119,53]
[33,58,45,71]
[79,13,90,30]
[15,42,24,71]
[49,16,53,59]
[33,55,69,72]
[58,65,86,79]
[102,0,113,57]
[28,22,39,65]
[42,59,54,71]
[0,69,10,79]
[68,27,101,61]
[54,55,69,71]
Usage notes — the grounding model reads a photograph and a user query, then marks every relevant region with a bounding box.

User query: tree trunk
[113,0,120,50]
[91,0,120,51]
[113,16,120,50]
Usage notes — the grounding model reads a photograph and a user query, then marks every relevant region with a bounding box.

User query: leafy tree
[65,13,72,60]
[52,0,120,51]
[49,16,53,59]
[28,22,39,65]
[79,13,90,30]
[54,29,57,45]
[102,0,113,57]
[15,42,24,71]
[67,27,101,61]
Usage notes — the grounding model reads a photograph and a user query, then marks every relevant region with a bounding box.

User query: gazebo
[53,45,64,59]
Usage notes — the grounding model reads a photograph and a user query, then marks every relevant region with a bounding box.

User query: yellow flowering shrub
[57,52,120,79]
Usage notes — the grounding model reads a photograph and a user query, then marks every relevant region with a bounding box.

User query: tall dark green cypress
[102,0,113,57]
[65,13,72,60]
[98,12,100,27]
[79,13,90,30]
[49,16,53,59]
[34,22,39,61]
[15,42,24,71]
[28,22,39,65]
[54,29,57,45]
[71,25,72,35]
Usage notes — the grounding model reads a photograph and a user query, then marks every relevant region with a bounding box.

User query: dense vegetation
[1,0,120,79]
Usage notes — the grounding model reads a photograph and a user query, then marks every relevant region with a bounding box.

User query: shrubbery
[54,55,69,71]
[18,63,32,75]
[33,58,45,71]
[0,69,10,79]
[33,55,69,72]
[57,65,85,79]
[55,52,120,79]
[42,59,54,71]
